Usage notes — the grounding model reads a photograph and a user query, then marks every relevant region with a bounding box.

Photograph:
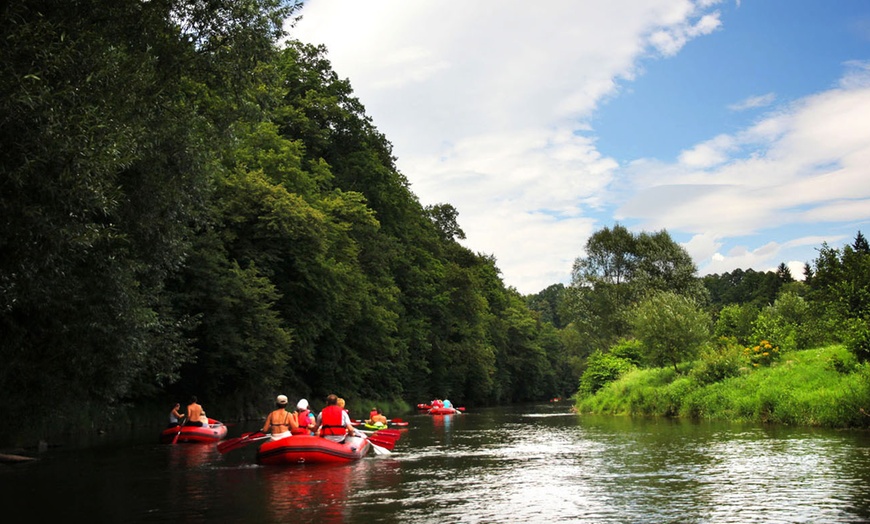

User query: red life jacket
[369,410,378,419]
[320,405,345,436]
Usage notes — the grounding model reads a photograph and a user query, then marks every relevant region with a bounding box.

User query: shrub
[751,292,811,350]
[744,340,781,367]
[578,350,634,396]
[828,351,859,374]
[630,291,711,372]
[691,338,743,384]
[714,304,758,345]
[609,338,644,366]
[845,318,870,363]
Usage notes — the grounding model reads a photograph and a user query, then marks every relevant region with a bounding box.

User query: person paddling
[186,396,205,427]
[313,394,356,443]
[168,402,185,427]
[262,395,298,440]
[367,407,387,426]
[296,398,315,435]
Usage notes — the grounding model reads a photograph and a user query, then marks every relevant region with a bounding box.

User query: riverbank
[575,344,870,428]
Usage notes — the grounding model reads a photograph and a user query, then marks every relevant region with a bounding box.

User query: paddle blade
[367,436,395,451]
[369,442,391,455]
[217,432,267,454]
[373,429,401,439]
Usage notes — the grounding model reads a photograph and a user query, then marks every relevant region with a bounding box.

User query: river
[2,401,870,523]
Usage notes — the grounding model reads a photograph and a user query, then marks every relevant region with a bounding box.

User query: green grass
[575,345,870,428]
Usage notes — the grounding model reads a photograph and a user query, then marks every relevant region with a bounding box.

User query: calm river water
[3,401,870,523]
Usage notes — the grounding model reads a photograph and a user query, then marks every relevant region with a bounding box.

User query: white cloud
[728,93,777,111]
[292,1,727,293]
[621,66,870,278]
[291,3,870,294]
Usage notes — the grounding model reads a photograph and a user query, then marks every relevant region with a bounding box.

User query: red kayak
[416,403,432,410]
[160,418,228,444]
[257,435,371,465]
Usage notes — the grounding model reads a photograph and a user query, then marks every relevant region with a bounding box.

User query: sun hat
[297,398,309,410]
[276,395,288,405]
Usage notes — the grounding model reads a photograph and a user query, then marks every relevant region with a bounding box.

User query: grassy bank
[575,345,870,428]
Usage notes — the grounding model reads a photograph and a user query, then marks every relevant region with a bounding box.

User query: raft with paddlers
[351,418,410,428]
[420,399,466,414]
[159,418,228,444]
[429,406,459,415]
[257,434,372,465]
[217,429,401,464]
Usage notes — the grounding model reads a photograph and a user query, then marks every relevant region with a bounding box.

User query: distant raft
[159,418,228,444]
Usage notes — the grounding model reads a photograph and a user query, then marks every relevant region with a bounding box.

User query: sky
[290,0,870,295]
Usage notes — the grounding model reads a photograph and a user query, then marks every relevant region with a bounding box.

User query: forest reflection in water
[2,402,870,523]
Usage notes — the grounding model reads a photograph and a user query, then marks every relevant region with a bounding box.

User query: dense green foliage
[521,224,870,426]
[561,229,870,427]
[2,1,868,444]
[576,345,870,428]
[0,0,571,443]
[629,291,711,371]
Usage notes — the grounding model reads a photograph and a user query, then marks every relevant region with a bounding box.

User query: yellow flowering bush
[744,340,780,367]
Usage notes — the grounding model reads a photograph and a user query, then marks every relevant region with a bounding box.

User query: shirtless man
[186,396,205,427]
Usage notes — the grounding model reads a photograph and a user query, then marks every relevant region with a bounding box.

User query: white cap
[297,398,308,410]
[276,395,288,405]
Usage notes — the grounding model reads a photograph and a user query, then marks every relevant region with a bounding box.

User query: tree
[0,0,302,433]
[525,284,567,328]
[751,291,813,351]
[713,303,759,345]
[425,203,466,242]
[776,263,794,283]
[568,225,702,349]
[854,231,869,255]
[629,291,711,372]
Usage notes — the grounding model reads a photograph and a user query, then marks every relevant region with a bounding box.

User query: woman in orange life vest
[313,394,357,443]
[262,395,298,439]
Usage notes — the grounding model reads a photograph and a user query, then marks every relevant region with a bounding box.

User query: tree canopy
[0,0,575,442]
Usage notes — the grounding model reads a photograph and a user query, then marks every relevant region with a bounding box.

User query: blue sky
[292,1,870,294]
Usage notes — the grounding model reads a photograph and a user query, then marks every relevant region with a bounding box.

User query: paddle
[171,424,183,444]
[217,431,269,454]
[357,428,401,439]
[352,418,408,427]
[353,431,392,455]
[366,436,396,451]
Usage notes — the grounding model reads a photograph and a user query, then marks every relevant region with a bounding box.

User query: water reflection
[3,405,870,523]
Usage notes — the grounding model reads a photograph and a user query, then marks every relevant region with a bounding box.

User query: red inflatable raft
[160,418,228,444]
[257,435,372,465]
